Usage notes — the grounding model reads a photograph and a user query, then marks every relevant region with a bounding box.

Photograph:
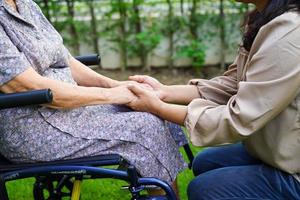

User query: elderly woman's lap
[1,104,186,183]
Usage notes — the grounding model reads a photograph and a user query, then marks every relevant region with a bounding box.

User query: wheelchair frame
[0,55,194,200]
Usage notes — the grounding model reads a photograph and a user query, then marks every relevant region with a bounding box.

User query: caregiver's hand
[126,84,163,115]
[129,75,166,99]
[117,80,153,90]
[127,84,187,125]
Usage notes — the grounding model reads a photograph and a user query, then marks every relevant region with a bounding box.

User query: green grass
[7,146,202,200]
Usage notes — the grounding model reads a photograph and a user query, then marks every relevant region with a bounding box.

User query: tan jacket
[185,11,300,180]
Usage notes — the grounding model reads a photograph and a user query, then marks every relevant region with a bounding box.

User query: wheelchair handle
[0,89,53,109]
[75,54,101,66]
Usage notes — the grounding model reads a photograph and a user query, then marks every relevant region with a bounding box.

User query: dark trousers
[187,143,300,200]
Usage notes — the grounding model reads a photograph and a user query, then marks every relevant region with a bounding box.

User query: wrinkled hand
[126,84,163,114]
[129,75,165,99]
[110,85,137,105]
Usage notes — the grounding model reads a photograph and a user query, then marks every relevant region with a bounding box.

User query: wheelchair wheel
[33,175,78,200]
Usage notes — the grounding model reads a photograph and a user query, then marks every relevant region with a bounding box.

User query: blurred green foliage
[34,0,249,72]
[177,40,206,73]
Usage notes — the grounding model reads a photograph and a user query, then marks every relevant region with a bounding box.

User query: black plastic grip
[0,89,53,109]
[75,54,101,66]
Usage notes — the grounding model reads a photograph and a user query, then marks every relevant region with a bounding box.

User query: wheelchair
[0,55,194,200]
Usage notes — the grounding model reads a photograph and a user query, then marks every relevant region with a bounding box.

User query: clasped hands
[114,75,165,115]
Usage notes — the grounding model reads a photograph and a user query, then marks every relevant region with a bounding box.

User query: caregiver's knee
[187,177,205,200]
[192,150,219,176]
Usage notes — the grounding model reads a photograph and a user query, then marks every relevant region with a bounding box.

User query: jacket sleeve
[185,18,300,147]
[188,60,239,105]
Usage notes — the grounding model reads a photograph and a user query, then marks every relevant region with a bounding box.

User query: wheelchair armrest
[75,54,101,66]
[0,55,99,109]
[0,55,99,110]
[0,89,53,110]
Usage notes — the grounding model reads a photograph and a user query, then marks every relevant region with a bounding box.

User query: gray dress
[0,0,187,183]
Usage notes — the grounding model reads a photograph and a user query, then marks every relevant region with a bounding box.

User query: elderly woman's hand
[109,85,137,105]
[126,84,163,115]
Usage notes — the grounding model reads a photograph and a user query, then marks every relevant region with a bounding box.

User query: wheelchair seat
[0,154,123,173]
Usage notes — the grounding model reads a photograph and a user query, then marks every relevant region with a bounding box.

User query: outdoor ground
[7,66,223,200]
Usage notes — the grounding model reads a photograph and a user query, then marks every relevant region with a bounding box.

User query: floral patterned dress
[0,0,187,183]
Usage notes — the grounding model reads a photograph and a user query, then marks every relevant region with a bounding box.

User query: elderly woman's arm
[0,67,135,109]
[69,56,149,89]
[69,56,120,88]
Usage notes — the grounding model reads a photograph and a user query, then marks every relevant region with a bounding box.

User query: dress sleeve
[30,0,72,60]
[0,25,31,86]
[185,24,300,147]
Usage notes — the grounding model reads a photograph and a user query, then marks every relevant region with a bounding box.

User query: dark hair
[242,0,300,51]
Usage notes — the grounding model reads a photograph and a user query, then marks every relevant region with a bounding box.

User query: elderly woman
[127,0,300,199]
[0,0,187,186]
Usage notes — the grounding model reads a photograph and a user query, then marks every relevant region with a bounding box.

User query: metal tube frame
[0,165,177,200]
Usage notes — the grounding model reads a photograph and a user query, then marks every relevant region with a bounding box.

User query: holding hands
[109,85,137,105]
[126,75,187,125]
[118,74,188,125]
[129,75,166,100]
[123,75,166,114]
[112,76,163,112]
[126,83,163,115]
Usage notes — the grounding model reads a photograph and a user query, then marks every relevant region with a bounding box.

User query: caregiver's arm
[0,67,135,109]
[129,75,200,105]
[129,35,300,145]
[128,16,300,147]
[129,62,238,105]
[160,85,200,105]
[152,102,187,125]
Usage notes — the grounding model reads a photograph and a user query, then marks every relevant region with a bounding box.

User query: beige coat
[185,11,300,181]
